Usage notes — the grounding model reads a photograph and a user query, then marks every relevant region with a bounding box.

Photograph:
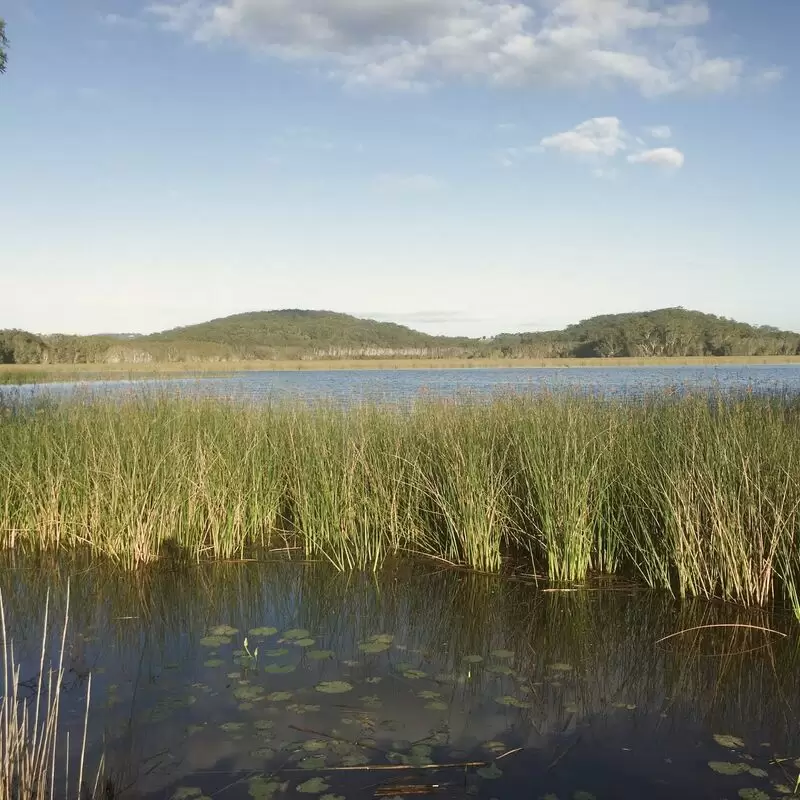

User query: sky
[1,0,798,337]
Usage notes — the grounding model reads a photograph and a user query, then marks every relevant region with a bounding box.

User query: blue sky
[1,0,797,337]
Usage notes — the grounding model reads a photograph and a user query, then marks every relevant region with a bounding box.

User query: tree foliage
[0,19,8,74]
[3,308,799,364]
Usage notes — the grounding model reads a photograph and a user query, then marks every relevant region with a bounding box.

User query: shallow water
[3,559,798,800]
[4,364,800,404]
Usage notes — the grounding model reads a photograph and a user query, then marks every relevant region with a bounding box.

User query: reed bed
[1,393,800,611]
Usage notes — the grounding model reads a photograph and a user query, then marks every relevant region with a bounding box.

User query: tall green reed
[1,392,800,614]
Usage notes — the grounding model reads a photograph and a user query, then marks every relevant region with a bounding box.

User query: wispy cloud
[540,117,627,157]
[147,0,761,96]
[628,147,685,168]
[646,125,672,139]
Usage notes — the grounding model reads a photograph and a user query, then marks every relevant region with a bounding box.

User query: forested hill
[491,308,800,359]
[2,307,799,364]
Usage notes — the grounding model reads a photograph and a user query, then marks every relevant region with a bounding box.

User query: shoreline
[2,354,800,384]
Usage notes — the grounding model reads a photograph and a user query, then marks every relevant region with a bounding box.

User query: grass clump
[1,393,800,611]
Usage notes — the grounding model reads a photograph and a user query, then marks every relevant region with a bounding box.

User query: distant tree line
[3,308,799,365]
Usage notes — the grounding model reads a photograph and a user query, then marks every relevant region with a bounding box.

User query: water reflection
[1,557,797,799]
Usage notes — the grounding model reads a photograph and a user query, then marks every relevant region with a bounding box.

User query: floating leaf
[463,655,484,664]
[265,664,296,674]
[265,648,290,657]
[365,677,382,684]
[288,704,321,715]
[709,762,749,776]
[359,640,392,654]
[612,703,637,711]
[308,650,335,661]
[477,762,502,780]
[495,696,531,709]
[320,795,345,800]
[200,635,230,648]
[315,681,353,694]
[491,650,515,660]
[573,793,596,800]
[540,795,559,800]
[294,638,316,648]
[418,691,441,700]
[485,664,514,676]
[173,788,202,800]
[299,756,327,770]
[248,776,287,800]
[303,739,329,752]
[401,669,427,680]
[297,778,329,795]
[362,695,382,708]
[714,734,746,749]
[282,629,311,641]
[772,784,793,795]
[239,702,255,711]
[204,658,224,668]
[221,722,246,733]
[234,686,265,701]
[210,625,239,637]
[738,791,769,800]
[747,768,768,778]
[425,701,448,711]
[267,691,293,702]
[342,753,369,767]
[251,748,276,759]
[255,720,275,731]
[249,627,278,637]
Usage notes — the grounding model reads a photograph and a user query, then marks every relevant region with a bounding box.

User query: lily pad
[359,640,392,654]
[738,791,769,800]
[425,701,448,711]
[709,762,749,776]
[485,664,514,676]
[200,635,230,648]
[221,722,246,732]
[210,625,239,637]
[303,739,329,752]
[234,686,265,701]
[573,794,596,800]
[255,720,275,731]
[483,741,506,754]
[308,650,335,661]
[264,664,296,674]
[490,649,515,659]
[299,756,327,770]
[495,696,531,709]
[297,778,329,795]
[362,695,382,708]
[204,658,224,668]
[173,788,203,800]
[401,669,427,680]
[265,648,290,657]
[418,691,441,700]
[288,704,321,715]
[365,677,382,684]
[747,768,768,778]
[249,627,278,637]
[282,629,311,641]
[315,681,354,694]
[714,734,746,749]
[342,753,369,767]
[477,762,502,780]
[267,691,293,702]
[294,638,316,648]
[248,776,287,800]
[251,748,276,759]
[463,654,484,664]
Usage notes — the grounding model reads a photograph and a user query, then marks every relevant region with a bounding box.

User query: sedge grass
[0,585,102,800]
[1,393,800,613]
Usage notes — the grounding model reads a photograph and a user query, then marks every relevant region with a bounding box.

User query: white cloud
[375,173,444,192]
[646,125,672,139]
[627,146,685,168]
[103,13,144,29]
[540,116,626,157]
[147,0,755,95]
[753,66,785,87]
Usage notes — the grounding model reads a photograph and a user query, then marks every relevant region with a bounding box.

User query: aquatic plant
[1,393,800,614]
[0,587,102,800]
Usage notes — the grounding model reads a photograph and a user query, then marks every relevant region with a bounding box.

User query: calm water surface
[4,364,800,403]
[3,559,798,800]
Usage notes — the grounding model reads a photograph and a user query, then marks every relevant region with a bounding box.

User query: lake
[4,363,800,404]
[3,557,798,800]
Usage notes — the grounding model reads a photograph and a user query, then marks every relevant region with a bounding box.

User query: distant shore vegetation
[3,307,800,366]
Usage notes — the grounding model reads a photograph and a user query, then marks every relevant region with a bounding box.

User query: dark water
[3,559,798,800]
[4,364,800,404]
